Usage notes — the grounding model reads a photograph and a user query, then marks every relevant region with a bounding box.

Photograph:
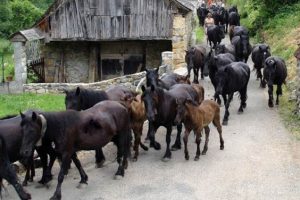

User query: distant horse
[263,56,287,107]
[185,46,207,83]
[232,35,252,63]
[251,44,271,87]
[20,101,131,200]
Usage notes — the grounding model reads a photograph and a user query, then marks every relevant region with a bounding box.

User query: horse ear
[75,87,80,96]
[155,67,159,73]
[20,111,25,119]
[141,85,146,92]
[259,46,262,51]
[151,84,155,91]
[32,112,38,121]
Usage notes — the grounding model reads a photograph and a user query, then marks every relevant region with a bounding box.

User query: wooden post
[88,43,97,83]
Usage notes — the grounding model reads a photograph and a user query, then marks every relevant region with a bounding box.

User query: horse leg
[238,86,248,113]
[148,123,161,150]
[138,123,148,151]
[95,148,105,168]
[171,124,182,151]
[193,67,199,83]
[50,152,72,200]
[222,94,227,106]
[22,164,30,186]
[200,65,204,79]
[36,146,50,185]
[30,160,35,182]
[202,126,210,155]
[71,153,88,184]
[162,126,172,161]
[132,125,142,162]
[194,129,202,161]
[223,93,233,125]
[268,84,274,107]
[1,160,31,200]
[213,113,224,150]
[276,84,283,105]
[183,129,191,160]
[115,129,131,178]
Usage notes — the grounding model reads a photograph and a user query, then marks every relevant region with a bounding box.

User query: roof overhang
[9,28,45,42]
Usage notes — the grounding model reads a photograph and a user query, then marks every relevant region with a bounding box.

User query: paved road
[4,37,300,200]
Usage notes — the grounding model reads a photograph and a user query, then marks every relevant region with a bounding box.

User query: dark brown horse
[185,46,207,83]
[19,101,131,200]
[65,86,146,164]
[0,135,31,200]
[141,84,199,160]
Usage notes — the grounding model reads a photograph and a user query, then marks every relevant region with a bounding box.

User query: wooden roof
[13,0,193,42]
[10,28,45,42]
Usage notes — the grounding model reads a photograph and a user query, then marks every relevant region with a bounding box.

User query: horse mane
[0,114,18,120]
[79,88,109,109]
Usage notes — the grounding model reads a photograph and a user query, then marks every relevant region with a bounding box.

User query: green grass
[0,93,65,117]
[279,88,300,139]
[195,26,205,44]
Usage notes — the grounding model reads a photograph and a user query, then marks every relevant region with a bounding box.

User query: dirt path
[3,36,300,200]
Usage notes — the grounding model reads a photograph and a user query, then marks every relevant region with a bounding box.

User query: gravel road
[3,36,300,200]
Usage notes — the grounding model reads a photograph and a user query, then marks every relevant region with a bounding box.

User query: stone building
[10,0,196,83]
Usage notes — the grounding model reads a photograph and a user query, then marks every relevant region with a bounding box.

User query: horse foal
[175,99,224,161]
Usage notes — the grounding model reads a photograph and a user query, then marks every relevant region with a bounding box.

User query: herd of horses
[0,4,288,200]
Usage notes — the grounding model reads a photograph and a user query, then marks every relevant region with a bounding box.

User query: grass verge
[0,93,65,117]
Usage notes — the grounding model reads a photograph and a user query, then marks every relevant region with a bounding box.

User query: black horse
[197,6,209,26]
[263,56,287,107]
[205,50,235,105]
[0,135,31,200]
[20,101,131,200]
[141,84,199,160]
[0,113,42,186]
[232,35,252,63]
[251,44,271,87]
[215,62,250,125]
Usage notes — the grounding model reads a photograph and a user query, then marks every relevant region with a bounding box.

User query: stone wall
[13,42,27,83]
[145,41,172,68]
[172,12,195,69]
[23,65,168,94]
[43,42,90,83]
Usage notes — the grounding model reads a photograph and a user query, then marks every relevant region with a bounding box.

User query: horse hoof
[185,155,190,160]
[222,121,228,126]
[171,144,181,151]
[131,157,138,162]
[220,146,224,150]
[95,160,105,168]
[162,157,171,162]
[268,103,274,108]
[150,142,161,150]
[77,183,88,189]
[194,157,200,161]
[50,194,61,200]
[202,151,207,155]
[114,175,123,180]
[238,109,243,114]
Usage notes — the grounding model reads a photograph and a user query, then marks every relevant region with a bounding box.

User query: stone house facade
[10,0,196,84]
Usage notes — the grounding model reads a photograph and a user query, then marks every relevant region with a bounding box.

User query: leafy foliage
[0,0,54,38]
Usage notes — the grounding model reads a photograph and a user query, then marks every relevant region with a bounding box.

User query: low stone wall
[0,81,24,94]
[23,65,169,94]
